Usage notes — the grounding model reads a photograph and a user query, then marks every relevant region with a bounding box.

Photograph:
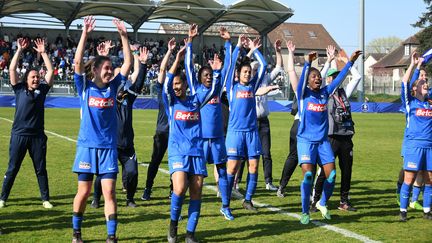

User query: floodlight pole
[358,0,365,102]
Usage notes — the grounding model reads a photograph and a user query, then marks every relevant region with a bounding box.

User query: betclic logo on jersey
[415,108,432,117]
[88,97,114,108]
[307,102,326,112]
[236,91,253,99]
[208,96,220,104]
[174,111,200,121]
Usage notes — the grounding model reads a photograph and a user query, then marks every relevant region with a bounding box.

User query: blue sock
[400,183,411,211]
[301,171,313,214]
[186,199,201,233]
[72,212,83,231]
[245,173,257,201]
[170,193,184,221]
[396,182,402,194]
[411,186,422,202]
[227,173,235,205]
[106,214,117,236]
[320,179,335,206]
[423,185,432,213]
[217,166,229,208]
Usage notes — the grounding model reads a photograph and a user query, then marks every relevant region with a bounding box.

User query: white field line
[0,116,381,243]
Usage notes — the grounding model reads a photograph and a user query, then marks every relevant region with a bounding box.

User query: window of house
[283,29,292,37]
[308,31,317,38]
[404,45,410,56]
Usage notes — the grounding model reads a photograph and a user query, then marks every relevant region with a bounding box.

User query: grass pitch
[0,107,430,242]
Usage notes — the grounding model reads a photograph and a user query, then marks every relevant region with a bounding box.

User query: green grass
[0,108,430,242]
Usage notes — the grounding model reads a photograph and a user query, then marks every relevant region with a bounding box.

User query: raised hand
[176,45,187,59]
[83,16,96,34]
[167,37,176,51]
[248,37,261,50]
[237,34,246,47]
[349,50,362,63]
[209,54,222,70]
[188,23,198,40]
[32,38,46,53]
[97,41,113,56]
[307,51,317,63]
[286,40,295,53]
[139,46,149,63]
[130,43,140,52]
[274,39,282,52]
[410,51,418,65]
[17,38,29,51]
[219,27,230,40]
[416,57,425,67]
[326,45,336,61]
[113,18,127,37]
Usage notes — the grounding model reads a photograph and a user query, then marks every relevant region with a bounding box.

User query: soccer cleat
[141,188,152,201]
[338,201,357,212]
[106,235,118,243]
[400,211,407,222]
[409,201,423,211]
[42,201,53,209]
[265,183,278,191]
[122,187,127,193]
[90,199,100,208]
[276,187,285,198]
[220,207,234,220]
[242,200,257,211]
[309,201,318,213]
[424,212,432,220]
[231,188,243,199]
[0,200,5,208]
[316,201,331,220]
[300,213,310,224]
[167,224,177,243]
[185,232,199,243]
[72,230,83,243]
[126,199,137,208]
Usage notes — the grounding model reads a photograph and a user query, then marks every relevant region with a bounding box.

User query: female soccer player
[225,35,267,211]
[184,24,234,220]
[164,41,221,243]
[399,52,432,221]
[291,48,361,224]
[0,37,54,209]
[71,16,131,242]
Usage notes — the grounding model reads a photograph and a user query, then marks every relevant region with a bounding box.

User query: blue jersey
[226,47,267,132]
[162,71,220,157]
[403,80,432,148]
[296,61,353,143]
[185,41,232,138]
[75,73,124,148]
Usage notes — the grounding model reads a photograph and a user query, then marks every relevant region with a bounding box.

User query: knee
[326,169,336,184]
[303,171,313,184]
[173,185,187,196]
[126,168,138,178]
[189,188,202,200]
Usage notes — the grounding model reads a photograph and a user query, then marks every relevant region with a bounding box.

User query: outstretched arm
[185,24,199,94]
[113,18,132,78]
[74,16,95,74]
[409,55,424,90]
[129,47,149,94]
[247,37,267,92]
[219,26,232,95]
[33,38,54,86]
[158,37,176,84]
[225,34,244,98]
[9,38,29,86]
[321,45,336,79]
[285,40,299,93]
[326,50,362,95]
[198,54,222,107]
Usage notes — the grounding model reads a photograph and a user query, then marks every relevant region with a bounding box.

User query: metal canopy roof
[0,0,293,34]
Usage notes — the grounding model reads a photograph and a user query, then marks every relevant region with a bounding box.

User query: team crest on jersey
[79,161,91,169]
[407,162,417,169]
[88,97,114,108]
[307,102,326,112]
[208,96,220,104]
[174,111,200,121]
[301,155,311,162]
[172,162,184,169]
[227,148,237,154]
[415,108,432,117]
[236,91,253,99]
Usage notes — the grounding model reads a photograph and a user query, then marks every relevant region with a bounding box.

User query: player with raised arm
[71,16,131,243]
[292,49,361,224]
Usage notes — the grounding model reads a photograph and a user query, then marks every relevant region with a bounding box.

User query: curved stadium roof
[0,0,293,33]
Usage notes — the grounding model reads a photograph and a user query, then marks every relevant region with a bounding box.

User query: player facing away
[292,49,362,224]
[0,37,54,209]
[91,43,149,208]
[71,16,132,243]
[225,35,267,211]
[184,24,234,220]
[164,42,221,243]
[399,52,432,221]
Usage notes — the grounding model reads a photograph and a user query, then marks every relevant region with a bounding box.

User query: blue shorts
[297,140,334,166]
[77,172,117,181]
[225,130,262,160]
[203,137,227,164]
[73,147,118,174]
[403,146,432,171]
[169,155,208,177]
